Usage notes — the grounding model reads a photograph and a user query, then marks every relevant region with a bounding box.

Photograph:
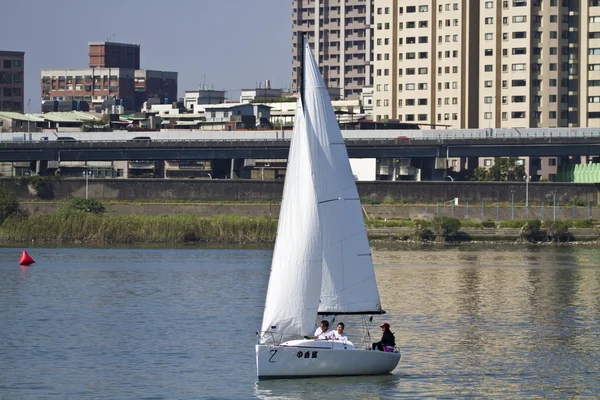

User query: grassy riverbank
[1,210,598,244]
[0,213,278,244]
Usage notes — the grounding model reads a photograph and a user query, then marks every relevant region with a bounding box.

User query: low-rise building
[200,103,271,131]
[184,89,226,112]
[41,42,177,113]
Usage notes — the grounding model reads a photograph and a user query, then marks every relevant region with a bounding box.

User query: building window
[484,159,493,166]
[549,158,557,166]
[484,112,492,119]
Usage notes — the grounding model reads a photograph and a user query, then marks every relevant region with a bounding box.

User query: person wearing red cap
[372,322,396,351]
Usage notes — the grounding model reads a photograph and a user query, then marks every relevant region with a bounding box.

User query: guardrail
[1,127,600,143]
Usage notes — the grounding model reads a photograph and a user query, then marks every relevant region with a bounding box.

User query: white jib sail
[301,41,383,314]
[260,99,323,341]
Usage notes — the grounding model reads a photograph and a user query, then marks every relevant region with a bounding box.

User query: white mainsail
[259,40,383,343]
[301,42,383,315]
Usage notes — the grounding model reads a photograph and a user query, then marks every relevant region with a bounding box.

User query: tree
[488,157,526,181]
[471,167,490,181]
[0,185,19,223]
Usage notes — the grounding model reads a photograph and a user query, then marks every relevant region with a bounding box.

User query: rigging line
[318,197,359,205]
[336,275,378,292]
[318,198,340,204]
[321,230,365,247]
[328,182,362,197]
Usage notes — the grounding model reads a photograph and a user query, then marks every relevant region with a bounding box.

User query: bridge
[1,137,600,162]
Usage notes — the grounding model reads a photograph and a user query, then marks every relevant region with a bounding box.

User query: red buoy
[19,250,35,266]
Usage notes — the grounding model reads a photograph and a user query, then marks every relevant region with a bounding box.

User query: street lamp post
[84,169,92,199]
[552,190,557,221]
[525,175,530,218]
[511,190,515,220]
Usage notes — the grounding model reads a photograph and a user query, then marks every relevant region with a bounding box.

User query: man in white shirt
[314,320,335,340]
[332,322,348,340]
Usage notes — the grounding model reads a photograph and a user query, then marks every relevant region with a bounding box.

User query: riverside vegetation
[0,186,596,244]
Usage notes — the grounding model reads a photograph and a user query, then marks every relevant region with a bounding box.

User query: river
[1,244,599,399]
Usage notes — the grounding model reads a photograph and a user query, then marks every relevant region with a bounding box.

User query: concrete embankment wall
[20,202,600,221]
[3,178,599,204]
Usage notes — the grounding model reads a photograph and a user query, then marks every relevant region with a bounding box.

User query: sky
[0,0,292,112]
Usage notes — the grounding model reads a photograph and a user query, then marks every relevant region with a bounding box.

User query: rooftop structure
[0,50,25,113]
[89,42,140,69]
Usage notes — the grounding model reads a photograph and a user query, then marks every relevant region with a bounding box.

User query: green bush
[541,220,571,242]
[461,220,484,228]
[62,199,106,214]
[482,219,496,228]
[568,197,586,207]
[364,199,381,205]
[410,219,433,241]
[572,219,593,228]
[0,185,19,224]
[519,219,542,242]
[431,216,461,241]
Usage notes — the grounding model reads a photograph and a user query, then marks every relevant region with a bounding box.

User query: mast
[300,34,306,111]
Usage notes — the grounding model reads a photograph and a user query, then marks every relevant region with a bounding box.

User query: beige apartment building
[292,0,373,99]
[372,0,600,129]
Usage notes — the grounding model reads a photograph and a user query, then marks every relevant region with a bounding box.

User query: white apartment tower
[373,0,600,129]
[292,0,373,99]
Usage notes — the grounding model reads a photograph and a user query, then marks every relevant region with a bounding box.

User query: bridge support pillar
[230,158,245,179]
[154,160,165,178]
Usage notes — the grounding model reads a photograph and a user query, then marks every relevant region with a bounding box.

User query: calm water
[1,244,599,399]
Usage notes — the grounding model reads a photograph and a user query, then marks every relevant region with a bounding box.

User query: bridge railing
[1,127,600,143]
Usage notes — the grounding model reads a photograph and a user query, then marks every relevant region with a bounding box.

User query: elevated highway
[1,137,600,162]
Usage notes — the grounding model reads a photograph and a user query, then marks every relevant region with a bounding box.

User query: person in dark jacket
[372,323,396,351]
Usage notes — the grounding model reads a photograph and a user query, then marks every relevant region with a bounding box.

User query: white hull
[256,340,400,379]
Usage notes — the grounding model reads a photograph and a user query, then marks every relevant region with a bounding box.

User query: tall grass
[0,211,278,244]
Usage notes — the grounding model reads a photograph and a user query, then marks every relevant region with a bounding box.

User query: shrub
[364,199,381,205]
[0,185,19,224]
[62,199,106,214]
[461,220,484,228]
[482,219,496,228]
[541,220,571,242]
[431,216,461,242]
[519,219,542,242]
[410,219,433,241]
[572,219,593,228]
[568,197,586,207]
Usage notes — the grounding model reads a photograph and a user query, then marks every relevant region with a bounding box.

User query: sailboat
[255,40,401,379]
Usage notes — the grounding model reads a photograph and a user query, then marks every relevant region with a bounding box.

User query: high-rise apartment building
[372,0,600,129]
[292,0,373,100]
[0,51,25,113]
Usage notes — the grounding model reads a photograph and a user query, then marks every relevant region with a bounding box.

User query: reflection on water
[0,245,599,398]
[255,375,404,400]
